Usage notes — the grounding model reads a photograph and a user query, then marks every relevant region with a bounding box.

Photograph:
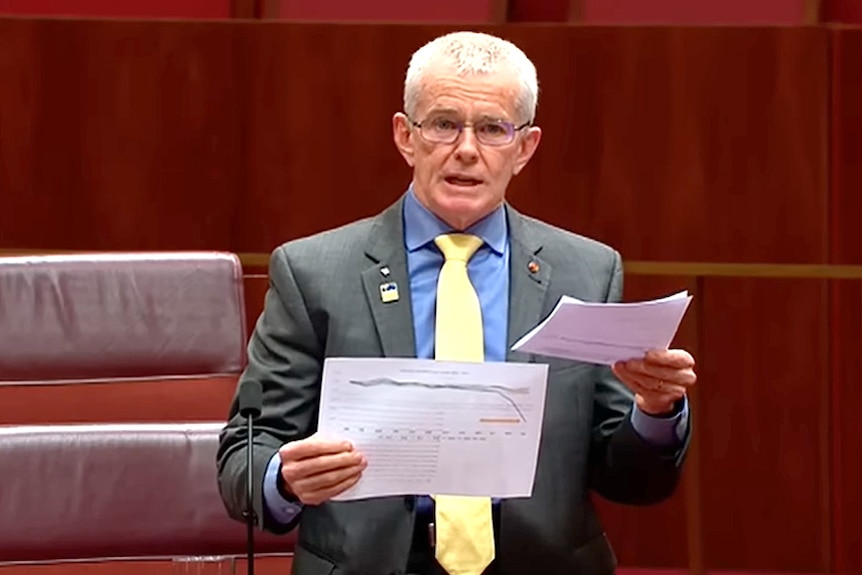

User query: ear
[392,113,416,167]
[512,126,542,176]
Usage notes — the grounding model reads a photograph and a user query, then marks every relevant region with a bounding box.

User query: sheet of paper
[317,357,549,501]
[511,290,692,365]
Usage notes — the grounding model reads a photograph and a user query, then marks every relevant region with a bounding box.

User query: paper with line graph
[317,357,548,501]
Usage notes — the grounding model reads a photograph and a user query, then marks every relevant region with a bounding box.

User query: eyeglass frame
[406,113,533,147]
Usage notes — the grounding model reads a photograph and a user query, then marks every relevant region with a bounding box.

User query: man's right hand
[278,433,367,505]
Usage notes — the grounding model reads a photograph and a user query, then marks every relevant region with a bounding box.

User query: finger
[281,450,365,482]
[616,364,687,397]
[300,471,364,506]
[645,348,695,369]
[619,360,696,387]
[291,463,366,501]
[291,466,363,497]
[629,377,687,400]
[279,436,354,462]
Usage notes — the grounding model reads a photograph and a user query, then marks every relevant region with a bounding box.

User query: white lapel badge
[379,281,399,303]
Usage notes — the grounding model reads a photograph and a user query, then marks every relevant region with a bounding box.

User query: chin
[431,191,495,229]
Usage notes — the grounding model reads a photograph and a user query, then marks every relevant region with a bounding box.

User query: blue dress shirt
[262,187,688,526]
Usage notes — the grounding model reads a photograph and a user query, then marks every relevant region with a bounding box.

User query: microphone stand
[244,410,256,575]
[238,380,262,575]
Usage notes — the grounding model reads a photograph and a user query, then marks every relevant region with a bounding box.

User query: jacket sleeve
[216,245,324,533]
[586,250,691,505]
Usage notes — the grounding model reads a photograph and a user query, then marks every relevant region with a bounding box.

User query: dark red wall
[0,14,860,575]
[0,0,231,18]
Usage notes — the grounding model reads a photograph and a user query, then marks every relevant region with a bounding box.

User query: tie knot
[434,233,483,262]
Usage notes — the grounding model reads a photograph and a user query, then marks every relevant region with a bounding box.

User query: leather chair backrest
[0,252,248,425]
[0,422,292,564]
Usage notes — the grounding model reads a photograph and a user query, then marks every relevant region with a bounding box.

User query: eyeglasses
[408,114,531,147]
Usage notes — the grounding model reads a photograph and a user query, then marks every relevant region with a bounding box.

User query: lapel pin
[379,281,399,303]
[528,261,540,274]
[380,266,391,277]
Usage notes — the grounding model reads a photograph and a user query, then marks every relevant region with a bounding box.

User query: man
[218,31,696,575]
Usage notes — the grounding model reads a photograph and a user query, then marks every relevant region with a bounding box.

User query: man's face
[393,64,542,230]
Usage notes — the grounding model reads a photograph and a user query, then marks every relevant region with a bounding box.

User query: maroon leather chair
[0,252,294,569]
[0,252,249,424]
[0,422,291,566]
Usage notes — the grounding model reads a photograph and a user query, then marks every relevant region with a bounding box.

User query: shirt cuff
[263,452,303,526]
[630,397,689,446]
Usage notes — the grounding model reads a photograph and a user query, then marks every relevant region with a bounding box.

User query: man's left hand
[612,349,697,416]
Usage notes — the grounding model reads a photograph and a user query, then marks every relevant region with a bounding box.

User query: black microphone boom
[238,380,263,575]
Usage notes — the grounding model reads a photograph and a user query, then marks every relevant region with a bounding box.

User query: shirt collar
[403,185,507,255]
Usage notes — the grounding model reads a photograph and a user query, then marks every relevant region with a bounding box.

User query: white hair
[403,31,539,124]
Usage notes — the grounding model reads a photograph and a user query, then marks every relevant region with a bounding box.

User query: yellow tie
[432,233,495,575]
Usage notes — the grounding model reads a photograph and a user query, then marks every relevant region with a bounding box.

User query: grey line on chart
[347,377,528,422]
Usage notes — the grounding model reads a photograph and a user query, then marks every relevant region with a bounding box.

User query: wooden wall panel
[235,25,829,265]
[0,18,242,251]
[243,272,269,335]
[829,28,862,575]
[699,279,830,572]
[506,0,570,22]
[0,19,838,574]
[830,281,862,574]
[578,0,809,24]
[276,0,503,22]
[831,30,862,266]
[822,0,862,22]
[0,22,828,266]
[0,0,232,18]
[503,27,828,263]
[232,23,413,252]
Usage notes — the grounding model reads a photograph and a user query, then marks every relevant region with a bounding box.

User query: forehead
[415,64,521,119]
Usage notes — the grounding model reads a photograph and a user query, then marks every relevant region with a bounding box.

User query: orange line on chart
[479,418,521,424]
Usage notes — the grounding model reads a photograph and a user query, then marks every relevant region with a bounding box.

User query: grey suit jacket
[217,196,689,575]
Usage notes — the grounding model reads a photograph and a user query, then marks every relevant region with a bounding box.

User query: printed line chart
[318,357,548,499]
[347,377,530,422]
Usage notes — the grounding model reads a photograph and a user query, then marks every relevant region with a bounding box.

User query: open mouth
[444,176,483,187]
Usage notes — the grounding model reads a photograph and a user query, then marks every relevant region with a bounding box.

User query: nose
[453,126,480,162]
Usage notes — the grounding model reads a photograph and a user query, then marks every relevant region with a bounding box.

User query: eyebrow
[424,108,511,122]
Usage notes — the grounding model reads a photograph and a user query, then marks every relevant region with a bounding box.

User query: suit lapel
[506,206,551,362]
[361,199,417,358]
[359,200,549,360]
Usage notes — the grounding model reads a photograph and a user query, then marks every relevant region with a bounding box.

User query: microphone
[238,380,263,575]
